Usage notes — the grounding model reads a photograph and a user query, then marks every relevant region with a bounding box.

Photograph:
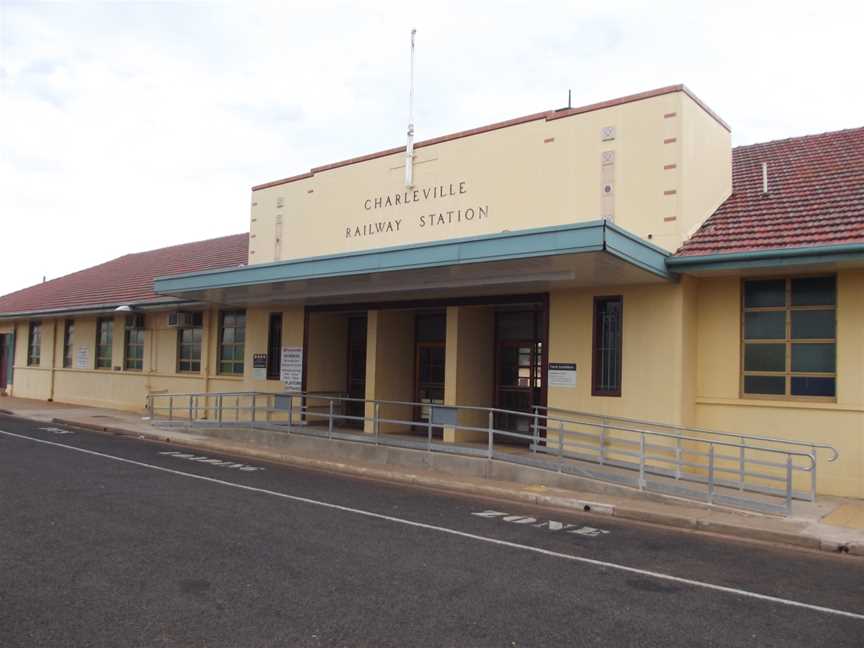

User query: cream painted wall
[250,89,730,262]
[694,271,864,498]
[444,305,494,442]
[364,309,415,433]
[306,312,348,393]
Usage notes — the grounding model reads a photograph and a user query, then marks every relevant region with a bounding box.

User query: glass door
[494,310,544,442]
[345,316,367,428]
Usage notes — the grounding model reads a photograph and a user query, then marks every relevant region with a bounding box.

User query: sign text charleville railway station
[345,180,489,239]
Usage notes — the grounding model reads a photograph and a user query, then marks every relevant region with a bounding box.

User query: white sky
[1,0,862,298]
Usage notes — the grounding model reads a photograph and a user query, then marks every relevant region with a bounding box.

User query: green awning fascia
[154,220,673,295]
[667,243,864,272]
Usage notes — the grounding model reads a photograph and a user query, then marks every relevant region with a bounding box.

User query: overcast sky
[1,0,862,297]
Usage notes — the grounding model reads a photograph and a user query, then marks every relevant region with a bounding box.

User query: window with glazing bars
[592,296,622,396]
[218,310,245,375]
[742,276,836,398]
[63,319,74,368]
[95,317,113,369]
[124,315,145,371]
[177,312,203,373]
[27,321,41,367]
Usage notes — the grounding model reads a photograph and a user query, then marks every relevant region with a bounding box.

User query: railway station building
[1,84,862,499]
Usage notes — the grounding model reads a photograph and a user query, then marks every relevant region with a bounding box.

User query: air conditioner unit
[168,311,195,328]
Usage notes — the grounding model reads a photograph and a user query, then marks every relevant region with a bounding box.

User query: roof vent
[762,162,769,194]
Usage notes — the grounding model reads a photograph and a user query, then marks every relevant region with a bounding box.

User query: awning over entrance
[153,220,674,307]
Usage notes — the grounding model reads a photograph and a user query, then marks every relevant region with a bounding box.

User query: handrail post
[287,394,293,429]
[188,396,193,423]
[739,440,746,491]
[328,399,334,438]
[558,421,564,473]
[532,410,539,453]
[809,444,817,502]
[786,454,794,513]
[251,393,257,427]
[217,395,223,427]
[375,401,380,445]
[638,433,646,490]
[674,436,682,480]
[707,443,715,504]
[428,415,433,453]
[487,411,494,460]
[168,396,173,421]
[599,416,607,465]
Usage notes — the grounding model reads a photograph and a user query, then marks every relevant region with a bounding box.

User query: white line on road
[2,428,863,623]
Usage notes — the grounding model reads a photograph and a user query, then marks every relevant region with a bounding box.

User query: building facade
[1,85,862,499]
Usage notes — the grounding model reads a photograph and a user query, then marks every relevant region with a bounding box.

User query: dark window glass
[744,279,786,308]
[744,311,786,339]
[744,375,786,395]
[743,344,785,372]
[124,315,144,371]
[416,313,447,342]
[742,276,836,399]
[791,343,835,373]
[27,321,41,367]
[791,377,836,397]
[266,313,282,380]
[177,313,203,373]
[790,310,835,339]
[95,317,113,369]
[495,311,536,341]
[219,310,245,375]
[592,296,622,396]
[791,277,836,306]
[63,319,74,368]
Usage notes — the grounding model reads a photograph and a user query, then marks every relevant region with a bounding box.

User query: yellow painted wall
[306,312,348,394]
[444,305,494,442]
[250,89,730,262]
[694,271,864,498]
[364,310,415,433]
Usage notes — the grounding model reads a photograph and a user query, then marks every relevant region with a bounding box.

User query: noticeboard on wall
[280,347,303,391]
[548,362,577,388]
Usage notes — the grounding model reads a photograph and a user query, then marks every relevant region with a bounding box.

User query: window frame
[218,310,246,376]
[62,319,75,368]
[124,315,145,372]
[95,316,114,370]
[176,311,203,374]
[740,274,837,401]
[266,312,283,380]
[591,295,623,397]
[27,320,42,367]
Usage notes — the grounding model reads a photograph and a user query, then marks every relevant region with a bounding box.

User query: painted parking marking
[157,450,264,471]
[38,427,74,435]
[2,429,863,622]
[472,510,611,537]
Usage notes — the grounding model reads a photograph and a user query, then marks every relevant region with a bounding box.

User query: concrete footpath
[2,395,863,557]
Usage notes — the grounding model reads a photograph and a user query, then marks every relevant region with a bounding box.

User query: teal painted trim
[667,243,864,272]
[155,221,666,294]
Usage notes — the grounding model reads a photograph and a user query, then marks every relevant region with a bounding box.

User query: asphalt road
[1,414,863,647]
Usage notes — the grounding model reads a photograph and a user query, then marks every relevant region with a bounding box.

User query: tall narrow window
[266,313,282,380]
[218,310,246,375]
[124,315,145,371]
[95,317,113,369]
[27,321,42,367]
[63,319,75,368]
[742,276,836,398]
[176,312,203,373]
[592,296,623,396]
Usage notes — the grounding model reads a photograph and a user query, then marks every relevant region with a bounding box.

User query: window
[95,317,113,369]
[124,315,145,371]
[27,321,41,367]
[592,296,623,396]
[266,313,282,380]
[742,276,836,398]
[218,310,245,375]
[177,312,203,373]
[63,319,75,368]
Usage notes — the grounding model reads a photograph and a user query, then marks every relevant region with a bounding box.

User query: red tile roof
[0,234,248,316]
[676,127,864,257]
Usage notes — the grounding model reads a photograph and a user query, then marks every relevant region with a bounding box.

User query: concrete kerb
[23,414,860,557]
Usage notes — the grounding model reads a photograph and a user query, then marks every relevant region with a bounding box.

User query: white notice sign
[548,363,577,388]
[280,347,303,391]
[75,346,90,369]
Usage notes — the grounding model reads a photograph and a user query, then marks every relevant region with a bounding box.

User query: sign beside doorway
[548,363,577,388]
[252,353,268,380]
[280,347,303,391]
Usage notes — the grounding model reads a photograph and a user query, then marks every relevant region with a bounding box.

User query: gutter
[0,299,212,322]
[666,242,864,272]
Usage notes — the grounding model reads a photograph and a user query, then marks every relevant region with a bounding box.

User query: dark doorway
[494,310,544,441]
[0,334,8,390]
[345,316,367,427]
[266,313,282,380]
[414,312,446,428]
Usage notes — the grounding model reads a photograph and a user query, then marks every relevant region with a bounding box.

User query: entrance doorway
[344,316,367,428]
[0,334,8,391]
[414,312,446,427]
[494,310,544,440]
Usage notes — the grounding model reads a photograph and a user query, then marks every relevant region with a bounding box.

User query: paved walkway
[1,395,862,556]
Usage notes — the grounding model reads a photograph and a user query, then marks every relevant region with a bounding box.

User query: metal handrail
[145,390,834,515]
[535,404,839,462]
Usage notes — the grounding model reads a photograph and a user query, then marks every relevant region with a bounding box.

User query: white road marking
[158,450,263,471]
[3,428,863,623]
[38,427,74,435]
[474,510,611,536]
